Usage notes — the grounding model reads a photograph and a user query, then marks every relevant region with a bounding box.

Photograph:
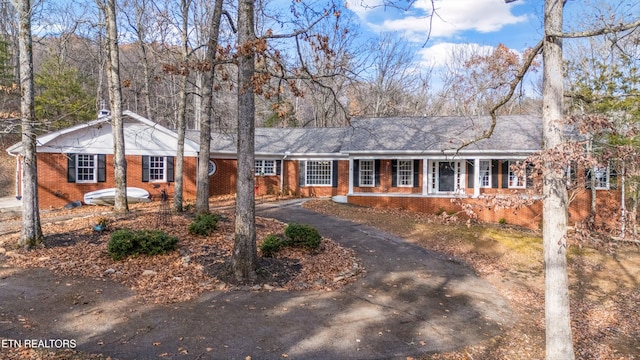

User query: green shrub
[108,229,138,260]
[136,230,179,256]
[188,213,219,236]
[108,229,178,260]
[284,223,322,250]
[499,218,507,225]
[260,234,285,257]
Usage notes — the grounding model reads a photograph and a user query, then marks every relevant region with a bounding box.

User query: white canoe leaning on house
[83,187,151,206]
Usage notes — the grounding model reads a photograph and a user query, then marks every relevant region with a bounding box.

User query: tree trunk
[101,0,128,213]
[134,1,153,121]
[173,0,191,212]
[233,0,257,281]
[542,1,574,359]
[15,0,42,248]
[195,0,224,213]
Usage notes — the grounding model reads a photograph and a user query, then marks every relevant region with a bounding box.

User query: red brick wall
[209,158,350,198]
[209,159,238,195]
[36,153,197,209]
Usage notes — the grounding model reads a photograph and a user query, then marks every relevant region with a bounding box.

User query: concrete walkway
[0,201,513,359]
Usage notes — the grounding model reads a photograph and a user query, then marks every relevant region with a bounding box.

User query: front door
[438,162,455,192]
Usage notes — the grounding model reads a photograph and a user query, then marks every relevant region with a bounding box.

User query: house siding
[36,153,197,209]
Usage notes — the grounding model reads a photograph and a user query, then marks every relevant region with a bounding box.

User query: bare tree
[173,0,191,212]
[232,0,257,280]
[96,0,128,213]
[13,0,42,247]
[122,0,154,120]
[194,0,224,213]
[540,1,574,358]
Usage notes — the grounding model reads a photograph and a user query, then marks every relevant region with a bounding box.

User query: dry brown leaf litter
[3,205,362,305]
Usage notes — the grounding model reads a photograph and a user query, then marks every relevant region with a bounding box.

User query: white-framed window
[255,160,276,176]
[76,154,97,183]
[508,160,526,189]
[593,165,609,190]
[306,161,333,186]
[149,156,166,182]
[359,160,374,187]
[397,160,413,187]
[479,160,491,188]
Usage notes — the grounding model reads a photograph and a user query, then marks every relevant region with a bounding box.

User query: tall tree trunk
[542,0,574,358]
[233,0,257,281]
[134,0,153,120]
[15,0,42,248]
[100,0,128,213]
[195,0,224,213]
[173,0,191,212]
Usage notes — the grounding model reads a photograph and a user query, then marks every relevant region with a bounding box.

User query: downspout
[6,148,20,199]
[349,157,354,195]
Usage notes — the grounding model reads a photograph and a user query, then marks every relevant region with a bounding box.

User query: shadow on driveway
[0,200,513,359]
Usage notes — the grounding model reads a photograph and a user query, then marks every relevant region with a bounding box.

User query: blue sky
[344,0,544,68]
[342,0,639,71]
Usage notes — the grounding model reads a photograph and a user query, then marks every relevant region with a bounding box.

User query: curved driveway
[0,200,513,359]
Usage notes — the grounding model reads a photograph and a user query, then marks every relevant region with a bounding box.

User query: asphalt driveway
[0,200,513,359]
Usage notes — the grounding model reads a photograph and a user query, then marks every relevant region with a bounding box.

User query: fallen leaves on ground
[3,203,362,305]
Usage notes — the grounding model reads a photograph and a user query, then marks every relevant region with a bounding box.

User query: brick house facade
[8,112,624,231]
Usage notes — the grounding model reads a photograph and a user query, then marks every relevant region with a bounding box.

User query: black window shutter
[491,160,499,188]
[502,161,509,189]
[391,160,398,187]
[276,160,281,175]
[467,160,474,188]
[353,160,360,187]
[142,156,150,182]
[167,156,175,182]
[374,160,381,187]
[413,159,419,188]
[97,154,106,182]
[585,168,592,189]
[609,164,618,190]
[299,161,306,187]
[67,154,76,183]
[332,161,339,188]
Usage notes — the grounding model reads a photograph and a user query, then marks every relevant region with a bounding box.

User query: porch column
[474,158,480,198]
[348,157,354,195]
[422,157,429,195]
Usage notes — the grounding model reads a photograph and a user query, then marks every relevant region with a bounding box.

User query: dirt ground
[1,198,640,359]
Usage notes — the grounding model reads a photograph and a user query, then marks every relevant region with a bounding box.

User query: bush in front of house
[188,213,219,236]
[259,224,322,258]
[284,223,322,250]
[108,229,179,260]
[259,234,285,257]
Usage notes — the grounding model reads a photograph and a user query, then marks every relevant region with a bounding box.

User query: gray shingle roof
[187,127,346,156]
[185,115,542,157]
[343,115,542,154]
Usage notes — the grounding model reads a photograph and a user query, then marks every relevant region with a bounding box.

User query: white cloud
[349,0,528,41]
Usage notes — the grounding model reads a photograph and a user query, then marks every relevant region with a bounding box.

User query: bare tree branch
[457,39,544,150]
